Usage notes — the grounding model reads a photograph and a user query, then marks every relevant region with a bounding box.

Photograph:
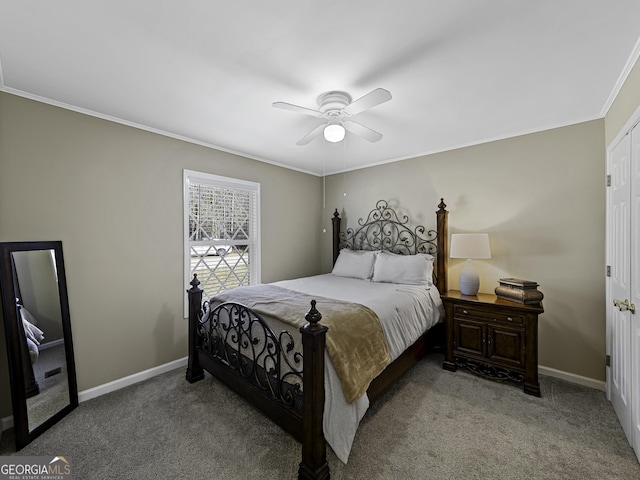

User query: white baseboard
[39,338,64,351]
[77,359,604,399]
[78,356,188,403]
[539,364,605,391]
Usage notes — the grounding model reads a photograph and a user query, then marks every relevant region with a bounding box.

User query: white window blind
[184,170,260,311]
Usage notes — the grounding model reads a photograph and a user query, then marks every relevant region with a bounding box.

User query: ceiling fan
[272,88,392,146]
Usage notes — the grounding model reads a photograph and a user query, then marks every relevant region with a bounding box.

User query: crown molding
[601,34,640,117]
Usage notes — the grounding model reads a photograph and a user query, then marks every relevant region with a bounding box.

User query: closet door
[609,132,632,445]
[631,123,640,457]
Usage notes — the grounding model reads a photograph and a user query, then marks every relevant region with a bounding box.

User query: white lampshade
[450,233,491,259]
[450,233,491,295]
[324,122,345,143]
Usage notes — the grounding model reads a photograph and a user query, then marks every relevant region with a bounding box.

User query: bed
[13,268,42,399]
[20,303,45,365]
[186,199,449,480]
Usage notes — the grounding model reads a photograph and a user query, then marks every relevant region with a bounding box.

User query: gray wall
[322,120,606,381]
[0,92,322,417]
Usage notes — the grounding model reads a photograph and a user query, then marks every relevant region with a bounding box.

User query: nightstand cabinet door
[487,324,524,369]
[453,317,486,358]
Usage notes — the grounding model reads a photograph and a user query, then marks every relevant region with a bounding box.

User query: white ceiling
[1,1,640,176]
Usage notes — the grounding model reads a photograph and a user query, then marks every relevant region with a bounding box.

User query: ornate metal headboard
[331,199,449,293]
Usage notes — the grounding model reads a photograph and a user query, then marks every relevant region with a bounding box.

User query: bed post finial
[332,209,341,266]
[189,273,201,291]
[186,274,205,384]
[436,199,448,294]
[305,300,322,326]
[299,301,330,480]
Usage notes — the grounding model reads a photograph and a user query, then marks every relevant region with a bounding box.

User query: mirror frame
[0,241,78,450]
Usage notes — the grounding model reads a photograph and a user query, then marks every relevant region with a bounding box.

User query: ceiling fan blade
[343,120,383,142]
[272,101,323,117]
[296,124,326,146]
[343,88,392,116]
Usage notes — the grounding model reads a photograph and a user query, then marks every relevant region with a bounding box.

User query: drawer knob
[507,317,513,322]
[462,310,468,315]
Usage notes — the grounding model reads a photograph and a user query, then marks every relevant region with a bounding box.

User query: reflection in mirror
[0,241,78,450]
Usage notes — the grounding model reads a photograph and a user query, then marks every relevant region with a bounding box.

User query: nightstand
[441,290,544,396]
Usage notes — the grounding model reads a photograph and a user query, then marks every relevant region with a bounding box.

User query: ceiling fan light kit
[324,121,346,143]
[273,88,392,145]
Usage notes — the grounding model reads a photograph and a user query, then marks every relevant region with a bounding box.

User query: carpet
[1,354,638,479]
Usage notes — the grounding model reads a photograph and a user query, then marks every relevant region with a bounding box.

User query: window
[184,170,260,309]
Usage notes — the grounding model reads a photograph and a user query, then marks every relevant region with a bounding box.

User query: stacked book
[495,278,543,305]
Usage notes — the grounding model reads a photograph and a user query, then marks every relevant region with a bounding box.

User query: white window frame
[183,169,261,316]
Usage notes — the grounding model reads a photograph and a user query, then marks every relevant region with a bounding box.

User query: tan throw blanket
[214,284,391,403]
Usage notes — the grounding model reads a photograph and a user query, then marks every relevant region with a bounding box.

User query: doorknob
[613,298,636,313]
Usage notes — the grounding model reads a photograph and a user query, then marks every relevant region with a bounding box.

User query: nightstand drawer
[453,305,524,326]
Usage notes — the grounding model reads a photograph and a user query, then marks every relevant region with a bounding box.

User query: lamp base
[459,259,480,296]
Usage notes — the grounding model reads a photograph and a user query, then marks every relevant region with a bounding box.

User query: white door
[630,123,640,458]
[608,132,633,445]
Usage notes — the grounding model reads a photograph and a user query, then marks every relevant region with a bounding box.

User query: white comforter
[20,306,44,364]
[273,274,443,463]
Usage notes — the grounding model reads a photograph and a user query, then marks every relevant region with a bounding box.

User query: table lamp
[450,233,491,295]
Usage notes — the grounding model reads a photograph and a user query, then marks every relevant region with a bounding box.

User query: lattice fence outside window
[184,170,260,308]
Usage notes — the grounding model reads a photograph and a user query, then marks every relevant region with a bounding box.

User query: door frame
[606,103,640,461]
[607,104,640,397]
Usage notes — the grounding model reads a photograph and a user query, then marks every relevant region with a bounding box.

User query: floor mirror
[0,241,78,450]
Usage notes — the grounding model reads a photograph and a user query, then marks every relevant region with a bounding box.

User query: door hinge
[607,265,611,277]
[606,174,611,187]
[606,354,611,367]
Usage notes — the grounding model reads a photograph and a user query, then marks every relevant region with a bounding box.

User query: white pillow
[331,249,377,280]
[372,251,434,285]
